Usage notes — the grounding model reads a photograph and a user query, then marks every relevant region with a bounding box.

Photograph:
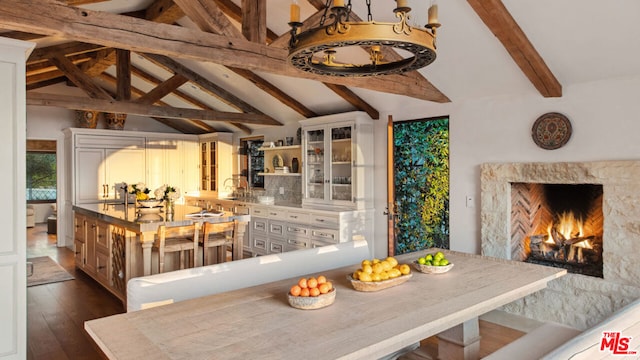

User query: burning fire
[542,211,593,262]
[544,212,593,249]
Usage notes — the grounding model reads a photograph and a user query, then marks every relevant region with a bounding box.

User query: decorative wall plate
[531,112,572,150]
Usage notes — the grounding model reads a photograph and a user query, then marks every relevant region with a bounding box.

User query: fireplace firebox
[511,183,603,278]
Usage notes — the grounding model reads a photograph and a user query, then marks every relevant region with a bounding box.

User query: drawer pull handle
[98,265,106,270]
[315,218,325,222]
[290,215,298,219]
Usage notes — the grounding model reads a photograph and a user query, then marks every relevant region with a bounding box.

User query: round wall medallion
[531,112,572,150]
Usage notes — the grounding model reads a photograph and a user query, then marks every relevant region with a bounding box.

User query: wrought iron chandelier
[288,0,441,77]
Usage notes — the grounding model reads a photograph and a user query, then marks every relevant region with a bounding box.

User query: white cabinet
[72,135,146,203]
[146,136,199,199]
[198,133,233,196]
[245,203,374,257]
[300,112,374,210]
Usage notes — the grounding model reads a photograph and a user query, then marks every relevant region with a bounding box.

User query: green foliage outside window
[26,152,57,201]
[393,118,449,254]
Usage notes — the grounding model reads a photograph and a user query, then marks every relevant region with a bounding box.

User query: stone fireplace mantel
[481,160,640,330]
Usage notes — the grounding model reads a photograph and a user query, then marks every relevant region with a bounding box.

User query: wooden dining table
[85,249,566,360]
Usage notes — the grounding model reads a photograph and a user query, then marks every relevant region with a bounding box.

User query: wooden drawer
[286,210,310,223]
[309,214,339,228]
[286,224,309,237]
[74,240,85,267]
[310,228,339,243]
[95,250,110,284]
[251,206,269,217]
[95,222,109,251]
[252,218,268,234]
[269,239,286,254]
[268,221,285,238]
[286,237,309,249]
[252,236,268,251]
[266,209,287,221]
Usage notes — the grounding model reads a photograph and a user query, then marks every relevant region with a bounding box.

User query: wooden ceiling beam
[0,30,46,41]
[81,48,116,77]
[146,0,185,24]
[323,83,379,120]
[128,66,249,133]
[27,53,91,76]
[26,77,67,91]
[26,92,281,125]
[116,49,131,101]
[28,41,106,64]
[228,66,317,118]
[0,0,444,102]
[99,72,214,134]
[136,74,188,105]
[49,53,113,100]
[211,0,278,41]
[467,0,562,97]
[142,53,281,125]
[173,0,317,118]
[241,0,266,45]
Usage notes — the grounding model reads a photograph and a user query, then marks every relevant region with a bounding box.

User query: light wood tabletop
[85,249,566,360]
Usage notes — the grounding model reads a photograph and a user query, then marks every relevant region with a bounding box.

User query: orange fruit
[325,281,333,291]
[307,277,318,289]
[317,275,327,284]
[300,287,310,297]
[318,283,330,294]
[290,285,301,296]
[298,277,308,289]
[309,287,320,297]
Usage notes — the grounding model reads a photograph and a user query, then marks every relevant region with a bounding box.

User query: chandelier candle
[290,0,300,23]
[428,2,439,25]
[334,0,345,7]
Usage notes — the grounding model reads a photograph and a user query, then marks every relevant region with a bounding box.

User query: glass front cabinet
[300,112,374,210]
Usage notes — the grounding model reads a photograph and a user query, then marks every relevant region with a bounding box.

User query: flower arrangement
[128,182,151,200]
[154,184,181,201]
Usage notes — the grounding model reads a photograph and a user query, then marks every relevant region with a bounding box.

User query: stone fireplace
[481,161,640,330]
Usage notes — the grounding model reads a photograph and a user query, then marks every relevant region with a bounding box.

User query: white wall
[371,75,640,257]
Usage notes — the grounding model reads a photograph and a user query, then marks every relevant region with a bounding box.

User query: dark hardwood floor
[27,223,124,360]
[26,223,522,359]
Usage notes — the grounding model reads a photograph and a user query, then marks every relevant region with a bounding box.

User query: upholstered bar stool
[201,221,237,266]
[152,224,199,274]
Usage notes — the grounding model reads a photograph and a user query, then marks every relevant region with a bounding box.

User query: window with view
[26,150,57,202]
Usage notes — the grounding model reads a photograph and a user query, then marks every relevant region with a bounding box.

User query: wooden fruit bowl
[413,262,454,274]
[347,273,412,292]
[287,288,336,310]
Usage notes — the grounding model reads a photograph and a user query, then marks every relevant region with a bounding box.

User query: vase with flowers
[128,182,150,201]
[155,184,181,215]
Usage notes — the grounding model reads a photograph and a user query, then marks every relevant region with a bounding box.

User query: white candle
[428,3,439,24]
[396,0,408,8]
[290,0,300,22]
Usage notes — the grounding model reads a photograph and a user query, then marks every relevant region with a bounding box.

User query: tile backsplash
[264,176,302,204]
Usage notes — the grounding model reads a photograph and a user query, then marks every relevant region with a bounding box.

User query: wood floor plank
[27,223,124,360]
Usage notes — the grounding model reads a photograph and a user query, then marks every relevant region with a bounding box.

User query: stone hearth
[481,161,640,330]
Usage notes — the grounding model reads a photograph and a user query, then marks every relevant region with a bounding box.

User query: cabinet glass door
[329,125,353,202]
[304,128,325,200]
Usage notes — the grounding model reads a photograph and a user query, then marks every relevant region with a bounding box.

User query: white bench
[486,298,640,359]
[126,239,370,312]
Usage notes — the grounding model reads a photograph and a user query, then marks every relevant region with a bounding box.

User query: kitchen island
[72,203,250,302]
